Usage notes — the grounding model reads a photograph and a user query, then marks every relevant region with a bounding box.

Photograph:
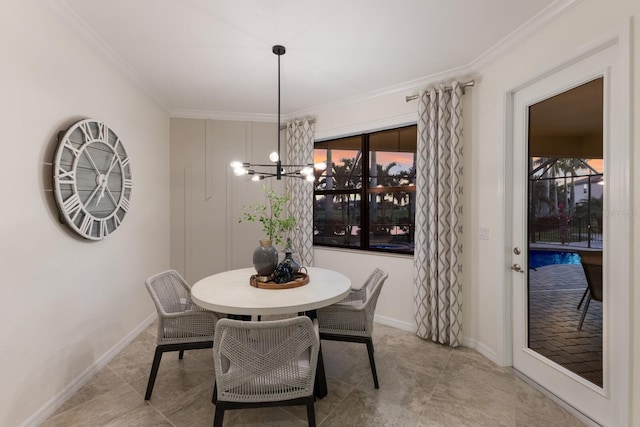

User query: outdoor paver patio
[528,263,603,387]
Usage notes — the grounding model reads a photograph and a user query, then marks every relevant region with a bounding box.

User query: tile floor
[528,264,603,387]
[43,321,586,426]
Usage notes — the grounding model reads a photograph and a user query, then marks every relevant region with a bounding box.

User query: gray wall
[170,119,287,284]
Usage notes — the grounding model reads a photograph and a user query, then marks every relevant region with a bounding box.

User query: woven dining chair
[577,251,603,330]
[144,269,221,400]
[316,268,388,389]
[212,316,320,427]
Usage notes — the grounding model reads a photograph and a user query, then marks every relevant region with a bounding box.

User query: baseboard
[461,336,499,365]
[374,314,416,332]
[21,312,157,427]
[374,317,501,367]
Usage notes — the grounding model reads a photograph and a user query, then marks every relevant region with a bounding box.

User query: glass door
[526,78,604,387]
[508,42,624,425]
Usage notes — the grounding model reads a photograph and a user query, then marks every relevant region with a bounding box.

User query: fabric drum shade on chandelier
[229,45,326,181]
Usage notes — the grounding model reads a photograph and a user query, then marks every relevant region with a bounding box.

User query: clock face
[53,119,133,240]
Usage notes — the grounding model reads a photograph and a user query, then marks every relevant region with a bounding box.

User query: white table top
[191,267,352,316]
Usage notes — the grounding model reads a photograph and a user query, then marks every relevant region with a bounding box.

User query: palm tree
[328,154,362,243]
[371,161,398,227]
[531,157,561,216]
[555,158,584,215]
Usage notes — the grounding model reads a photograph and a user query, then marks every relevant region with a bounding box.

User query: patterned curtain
[414,81,463,346]
[285,119,315,267]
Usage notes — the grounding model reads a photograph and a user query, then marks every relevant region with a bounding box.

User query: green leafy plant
[239,186,297,246]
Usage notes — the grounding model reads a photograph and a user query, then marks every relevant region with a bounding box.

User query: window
[313,125,416,254]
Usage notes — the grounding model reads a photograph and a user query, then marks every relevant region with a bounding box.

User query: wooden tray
[250,272,309,289]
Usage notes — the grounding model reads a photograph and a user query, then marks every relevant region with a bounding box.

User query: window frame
[313,125,416,255]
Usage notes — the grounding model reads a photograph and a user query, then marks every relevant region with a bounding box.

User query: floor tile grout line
[105,364,178,427]
[44,364,137,422]
[104,333,186,427]
[420,346,454,419]
[317,379,356,426]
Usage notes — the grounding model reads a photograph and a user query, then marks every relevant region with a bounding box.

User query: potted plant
[239,186,296,279]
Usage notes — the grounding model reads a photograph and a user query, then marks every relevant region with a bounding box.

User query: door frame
[496,22,631,425]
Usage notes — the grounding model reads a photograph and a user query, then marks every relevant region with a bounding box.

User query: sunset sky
[314,150,414,173]
[531,157,604,174]
[587,158,603,172]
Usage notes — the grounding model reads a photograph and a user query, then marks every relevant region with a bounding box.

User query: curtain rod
[405,80,475,102]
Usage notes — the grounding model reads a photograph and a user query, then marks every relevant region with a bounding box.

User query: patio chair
[144,269,221,400]
[577,251,603,330]
[212,316,320,427]
[316,268,389,388]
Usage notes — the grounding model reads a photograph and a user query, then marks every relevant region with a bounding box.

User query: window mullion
[362,134,369,250]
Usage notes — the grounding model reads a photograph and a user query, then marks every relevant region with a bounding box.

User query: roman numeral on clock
[80,214,93,236]
[57,168,76,185]
[63,193,81,220]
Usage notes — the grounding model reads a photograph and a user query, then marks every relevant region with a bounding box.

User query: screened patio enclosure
[529,157,603,248]
[527,78,603,249]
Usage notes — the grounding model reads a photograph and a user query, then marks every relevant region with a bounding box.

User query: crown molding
[286,65,474,120]
[170,109,278,122]
[468,0,586,71]
[44,0,170,112]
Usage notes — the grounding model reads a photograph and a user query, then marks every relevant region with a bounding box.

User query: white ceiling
[56,0,560,118]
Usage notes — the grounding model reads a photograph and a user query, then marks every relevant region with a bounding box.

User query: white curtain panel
[414,82,463,346]
[286,119,315,267]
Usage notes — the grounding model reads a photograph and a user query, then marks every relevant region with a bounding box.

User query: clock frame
[52,119,133,240]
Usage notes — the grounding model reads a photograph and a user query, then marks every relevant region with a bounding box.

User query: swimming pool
[528,250,581,269]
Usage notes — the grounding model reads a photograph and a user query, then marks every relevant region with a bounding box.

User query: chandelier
[230,45,325,181]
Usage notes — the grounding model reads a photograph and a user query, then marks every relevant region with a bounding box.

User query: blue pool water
[529,250,581,269]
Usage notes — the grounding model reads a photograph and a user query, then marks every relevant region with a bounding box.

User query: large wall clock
[52,118,133,240]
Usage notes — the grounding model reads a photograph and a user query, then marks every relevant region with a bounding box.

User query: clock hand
[104,154,119,176]
[83,148,108,206]
[83,149,102,175]
[96,155,118,206]
[96,181,108,206]
[85,183,102,206]
[104,186,118,206]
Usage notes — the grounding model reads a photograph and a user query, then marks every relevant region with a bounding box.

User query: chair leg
[314,345,328,398]
[577,286,589,309]
[213,402,225,427]
[178,350,185,359]
[365,338,379,389]
[145,347,164,400]
[212,383,218,404]
[306,397,316,427]
[578,294,592,330]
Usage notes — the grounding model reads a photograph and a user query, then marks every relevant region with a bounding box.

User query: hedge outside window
[313,125,416,254]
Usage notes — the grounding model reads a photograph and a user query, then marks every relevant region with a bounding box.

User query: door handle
[511,263,525,273]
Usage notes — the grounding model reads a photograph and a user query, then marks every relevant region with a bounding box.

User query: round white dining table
[191,266,351,316]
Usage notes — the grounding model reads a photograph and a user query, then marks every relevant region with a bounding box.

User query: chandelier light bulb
[269,152,279,162]
[230,161,243,169]
[306,174,316,182]
[315,162,327,171]
[252,175,262,182]
[301,166,313,176]
[234,167,248,176]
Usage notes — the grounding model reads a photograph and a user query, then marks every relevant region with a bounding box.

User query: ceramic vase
[283,251,301,272]
[253,239,278,279]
